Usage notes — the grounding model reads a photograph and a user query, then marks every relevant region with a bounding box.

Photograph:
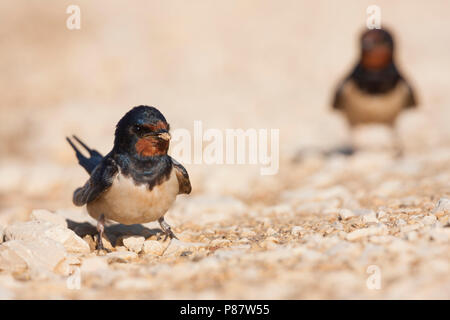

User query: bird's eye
[134,125,142,132]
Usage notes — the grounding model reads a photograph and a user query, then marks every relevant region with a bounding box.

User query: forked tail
[66,135,103,174]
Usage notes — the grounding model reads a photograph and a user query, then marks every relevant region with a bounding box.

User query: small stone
[332,221,344,231]
[400,224,421,233]
[258,217,271,228]
[261,236,278,249]
[65,256,81,265]
[83,235,96,251]
[30,209,67,228]
[362,211,379,224]
[266,228,277,236]
[422,215,437,225]
[432,197,450,215]
[142,240,164,255]
[209,239,231,247]
[0,242,28,273]
[410,214,423,221]
[4,220,89,254]
[377,210,387,219]
[428,229,449,242]
[346,225,387,241]
[406,231,418,241]
[438,215,449,225]
[106,251,138,263]
[59,232,91,254]
[122,236,145,253]
[237,237,250,244]
[369,235,395,244]
[115,245,128,252]
[54,255,81,275]
[338,209,355,220]
[241,228,257,237]
[291,226,303,236]
[54,259,73,276]
[0,238,66,275]
[353,209,375,216]
[164,239,205,256]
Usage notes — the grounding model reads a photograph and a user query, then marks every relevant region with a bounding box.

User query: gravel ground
[0,147,449,299]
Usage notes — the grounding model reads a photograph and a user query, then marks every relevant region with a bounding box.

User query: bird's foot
[95,236,111,254]
[158,217,179,241]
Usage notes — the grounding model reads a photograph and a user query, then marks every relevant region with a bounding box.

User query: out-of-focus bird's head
[360,28,394,70]
[114,105,171,157]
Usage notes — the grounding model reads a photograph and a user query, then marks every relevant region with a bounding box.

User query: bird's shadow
[292,145,356,163]
[66,219,162,247]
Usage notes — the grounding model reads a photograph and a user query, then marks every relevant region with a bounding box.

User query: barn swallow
[332,28,417,152]
[67,105,191,251]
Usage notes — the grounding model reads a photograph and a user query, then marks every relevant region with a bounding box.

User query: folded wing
[73,156,118,206]
[171,158,191,195]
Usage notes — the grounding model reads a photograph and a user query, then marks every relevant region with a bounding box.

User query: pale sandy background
[0,1,449,299]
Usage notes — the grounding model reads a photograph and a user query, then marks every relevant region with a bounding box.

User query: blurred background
[2,0,449,211]
[1,0,450,217]
[0,0,449,299]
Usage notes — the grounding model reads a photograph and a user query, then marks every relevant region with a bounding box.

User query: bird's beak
[158,131,171,141]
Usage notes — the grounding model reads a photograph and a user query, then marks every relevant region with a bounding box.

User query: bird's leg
[348,127,359,155]
[158,217,178,241]
[96,214,109,252]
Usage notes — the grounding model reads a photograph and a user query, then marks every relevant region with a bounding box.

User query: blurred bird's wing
[401,78,418,109]
[171,157,191,195]
[66,135,104,175]
[73,155,118,206]
[332,77,350,110]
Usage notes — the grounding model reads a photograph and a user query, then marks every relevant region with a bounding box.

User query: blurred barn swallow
[67,105,191,251]
[332,28,417,152]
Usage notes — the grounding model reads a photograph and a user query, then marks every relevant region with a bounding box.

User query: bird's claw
[163,228,178,241]
[95,235,111,253]
[158,217,178,241]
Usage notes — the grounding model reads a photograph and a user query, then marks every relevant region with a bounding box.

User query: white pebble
[346,225,387,241]
[122,236,145,253]
[142,240,164,255]
[338,209,355,220]
[422,215,437,225]
[291,226,303,236]
[106,251,138,263]
[432,197,450,215]
[362,212,379,224]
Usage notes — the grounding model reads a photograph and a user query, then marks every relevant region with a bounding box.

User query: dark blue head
[360,28,394,70]
[114,105,171,157]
